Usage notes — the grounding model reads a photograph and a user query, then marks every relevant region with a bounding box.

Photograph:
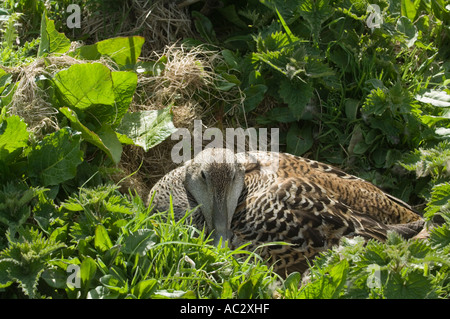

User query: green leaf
[192,11,216,43]
[297,0,334,42]
[80,257,97,297]
[111,71,138,124]
[131,279,158,299]
[401,0,418,21]
[0,227,65,298]
[37,12,71,57]
[0,182,46,236]
[75,36,145,68]
[94,225,113,252]
[260,0,303,25]
[60,107,122,164]
[278,79,313,120]
[116,107,177,152]
[53,63,137,126]
[0,115,28,163]
[54,63,114,110]
[396,16,418,47]
[243,84,267,112]
[430,224,450,251]
[237,280,254,299]
[299,259,348,298]
[416,90,450,107]
[122,229,157,256]
[286,123,314,156]
[28,128,83,186]
[385,269,435,299]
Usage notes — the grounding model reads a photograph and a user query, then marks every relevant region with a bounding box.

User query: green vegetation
[0,0,449,299]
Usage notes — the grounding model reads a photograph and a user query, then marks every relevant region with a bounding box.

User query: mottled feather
[148,149,424,275]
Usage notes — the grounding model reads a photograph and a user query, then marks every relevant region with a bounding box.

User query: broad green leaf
[131,279,158,299]
[94,225,113,252]
[99,274,128,294]
[430,224,450,250]
[37,12,71,57]
[298,0,334,42]
[116,107,177,152]
[0,182,46,236]
[28,128,83,186]
[243,84,267,112]
[401,0,418,21]
[286,123,314,156]
[54,63,115,111]
[257,107,297,124]
[385,269,435,299]
[41,268,69,289]
[396,16,418,47]
[260,0,303,25]
[0,70,12,95]
[345,99,359,120]
[75,36,145,68]
[111,71,138,124]
[60,107,122,164]
[54,63,137,127]
[122,229,157,256]
[279,79,314,120]
[0,115,28,162]
[192,11,216,43]
[416,90,450,107]
[237,280,254,298]
[80,257,97,298]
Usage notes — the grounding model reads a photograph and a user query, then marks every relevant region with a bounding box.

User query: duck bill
[211,197,232,247]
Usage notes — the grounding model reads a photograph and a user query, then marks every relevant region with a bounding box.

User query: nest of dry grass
[5,1,247,199]
[6,53,84,138]
[117,43,245,198]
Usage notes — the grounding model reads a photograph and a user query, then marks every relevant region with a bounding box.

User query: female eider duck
[147,148,424,275]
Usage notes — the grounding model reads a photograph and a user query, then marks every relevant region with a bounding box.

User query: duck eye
[201,171,206,180]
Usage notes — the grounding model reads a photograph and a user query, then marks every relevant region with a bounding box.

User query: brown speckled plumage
[148,148,424,275]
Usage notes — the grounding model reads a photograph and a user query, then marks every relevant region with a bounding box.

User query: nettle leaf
[298,0,334,42]
[0,115,28,163]
[0,227,65,298]
[116,107,177,152]
[53,63,137,127]
[0,182,46,236]
[278,79,314,120]
[286,123,314,156]
[385,269,435,299]
[425,182,450,221]
[37,12,71,57]
[28,128,83,186]
[243,84,267,112]
[430,224,450,251]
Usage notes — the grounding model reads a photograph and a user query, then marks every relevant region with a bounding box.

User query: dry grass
[81,0,194,53]
[5,0,247,198]
[6,53,84,138]
[117,43,245,198]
